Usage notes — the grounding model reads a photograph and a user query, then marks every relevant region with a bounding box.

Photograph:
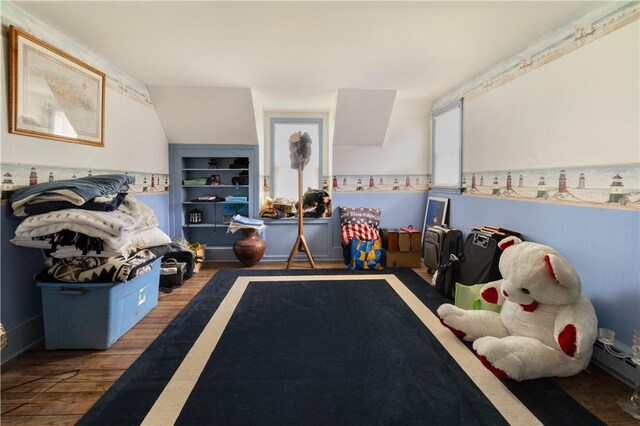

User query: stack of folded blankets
[9,174,171,283]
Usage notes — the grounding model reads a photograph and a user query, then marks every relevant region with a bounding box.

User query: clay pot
[233,228,266,267]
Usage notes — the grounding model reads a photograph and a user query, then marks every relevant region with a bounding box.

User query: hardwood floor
[1,262,636,425]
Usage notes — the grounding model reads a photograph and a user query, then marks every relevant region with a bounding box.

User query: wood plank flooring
[1,262,636,425]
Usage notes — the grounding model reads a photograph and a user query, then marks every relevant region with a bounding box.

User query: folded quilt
[37,246,167,283]
[48,246,125,259]
[24,192,127,216]
[9,174,134,217]
[49,227,171,259]
[14,196,157,244]
[11,224,171,259]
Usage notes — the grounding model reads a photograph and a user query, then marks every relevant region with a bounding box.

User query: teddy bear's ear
[498,236,522,251]
[544,254,580,289]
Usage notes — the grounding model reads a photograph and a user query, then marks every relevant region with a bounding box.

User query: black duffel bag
[163,250,196,280]
[159,258,187,293]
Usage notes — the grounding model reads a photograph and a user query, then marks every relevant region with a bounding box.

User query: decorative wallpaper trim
[261,163,639,210]
[434,2,639,109]
[1,1,152,107]
[261,174,430,195]
[0,162,169,199]
[461,163,640,210]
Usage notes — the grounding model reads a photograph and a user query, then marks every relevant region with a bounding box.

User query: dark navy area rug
[79,269,603,425]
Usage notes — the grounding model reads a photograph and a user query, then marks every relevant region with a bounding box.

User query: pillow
[339,207,381,228]
[128,226,172,249]
[348,238,382,270]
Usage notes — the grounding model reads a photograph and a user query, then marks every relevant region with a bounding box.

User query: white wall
[333,98,431,175]
[1,37,168,174]
[430,16,640,354]
[251,89,266,177]
[148,86,258,145]
[252,89,336,178]
[463,21,639,172]
[332,89,396,147]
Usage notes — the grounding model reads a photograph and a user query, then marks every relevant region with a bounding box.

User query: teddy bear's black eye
[521,288,530,294]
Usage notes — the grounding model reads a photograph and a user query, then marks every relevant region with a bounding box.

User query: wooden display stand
[286,168,316,269]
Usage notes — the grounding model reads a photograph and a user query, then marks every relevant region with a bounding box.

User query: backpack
[432,253,460,301]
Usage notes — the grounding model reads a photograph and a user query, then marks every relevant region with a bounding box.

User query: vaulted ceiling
[15,1,599,102]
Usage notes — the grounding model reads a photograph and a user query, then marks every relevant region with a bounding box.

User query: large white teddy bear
[437,236,598,381]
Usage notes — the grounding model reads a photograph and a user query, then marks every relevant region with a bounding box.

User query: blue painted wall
[0,193,170,363]
[136,193,170,235]
[432,191,640,347]
[0,206,46,363]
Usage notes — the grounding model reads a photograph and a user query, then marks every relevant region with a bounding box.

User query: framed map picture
[9,26,105,147]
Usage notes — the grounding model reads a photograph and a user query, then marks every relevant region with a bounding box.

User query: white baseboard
[591,340,635,388]
[0,315,44,365]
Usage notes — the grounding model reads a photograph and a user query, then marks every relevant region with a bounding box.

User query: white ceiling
[15,1,599,102]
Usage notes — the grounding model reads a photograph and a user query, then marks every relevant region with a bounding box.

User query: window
[269,117,323,200]
[431,99,462,193]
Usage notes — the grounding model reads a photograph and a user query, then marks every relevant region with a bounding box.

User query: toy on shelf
[437,236,598,381]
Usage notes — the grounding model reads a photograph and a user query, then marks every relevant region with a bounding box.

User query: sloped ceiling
[333,89,396,147]
[148,86,258,144]
[14,1,597,102]
[11,1,603,147]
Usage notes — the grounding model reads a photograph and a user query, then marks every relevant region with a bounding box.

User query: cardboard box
[398,232,411,252]
[37,259,161,350]
[409,232,422,252]
[383,249,422,268]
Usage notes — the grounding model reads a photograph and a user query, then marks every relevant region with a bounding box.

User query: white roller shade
[432,101,462,191]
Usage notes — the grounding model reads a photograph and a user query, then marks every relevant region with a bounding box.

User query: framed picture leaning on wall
[423,196,449,230]
[8,25,106,147]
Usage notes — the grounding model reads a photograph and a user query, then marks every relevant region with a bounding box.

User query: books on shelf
[225,196,248,202]
[480,224,521,238]
[194,195,219,201]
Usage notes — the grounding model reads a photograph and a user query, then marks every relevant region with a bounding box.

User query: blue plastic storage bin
[37,258,161,350]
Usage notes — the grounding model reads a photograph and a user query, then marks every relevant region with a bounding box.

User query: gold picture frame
[8,25,105,147]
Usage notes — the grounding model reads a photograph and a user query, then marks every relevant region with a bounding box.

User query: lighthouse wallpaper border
[261,174,431,194]
[461,163,640,210]
[1,162,169,200]
[261,162,639,211]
